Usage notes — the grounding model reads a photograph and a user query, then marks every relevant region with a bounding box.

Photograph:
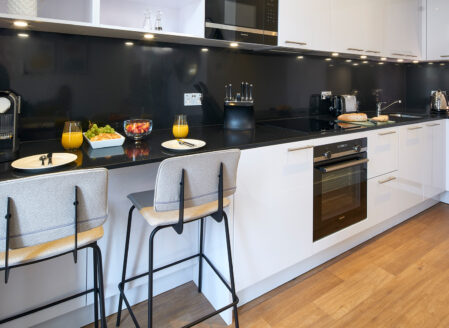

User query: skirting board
[237,198,439,306]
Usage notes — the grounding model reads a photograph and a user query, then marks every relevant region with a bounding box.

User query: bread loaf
[371,115,389,122]
[337,113,368,122]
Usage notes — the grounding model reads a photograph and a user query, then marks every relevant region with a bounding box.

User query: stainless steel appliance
[313,138,368,241]
[205,0,278,45]
[431,90,449,111]
[0,90,21,162]
[224,82,255,130]
[329,95,358,116]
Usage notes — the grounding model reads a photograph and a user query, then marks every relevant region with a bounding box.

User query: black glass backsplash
[0,28,447,141]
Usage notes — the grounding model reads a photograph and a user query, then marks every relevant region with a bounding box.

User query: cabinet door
[368,128,399,179]
[427,0,449,60]
[384,0,422,60]
[368,172,400,227]
[331,0,383,56]
[424,121,446,199]
[278,0,331,51]
[397,124,425,212]
[234,142,314,291]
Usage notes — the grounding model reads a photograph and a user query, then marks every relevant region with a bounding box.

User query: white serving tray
[83,132,125,149]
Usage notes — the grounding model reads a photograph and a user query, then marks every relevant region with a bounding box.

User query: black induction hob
[260,117,366,133]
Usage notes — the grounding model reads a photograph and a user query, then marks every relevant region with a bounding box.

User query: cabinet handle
[288,145,313,152]
[320,158,369,173]
[365,50,381,54]
[392,53,406,56]
[285,41,307,46]
[407,126,423,130]
[347,48,364,52]
[405,54,418,58]
[378,131,396,136]
[378,176,396,184]
[427,123,440,127]
[440,55,449,58]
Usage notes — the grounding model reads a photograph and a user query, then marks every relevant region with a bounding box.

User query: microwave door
[206,0,265,30]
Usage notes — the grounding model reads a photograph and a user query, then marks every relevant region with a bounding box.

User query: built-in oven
[313,138,368,241]
[205,0,278,45]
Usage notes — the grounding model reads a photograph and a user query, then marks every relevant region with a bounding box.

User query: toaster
[329,95,358,116]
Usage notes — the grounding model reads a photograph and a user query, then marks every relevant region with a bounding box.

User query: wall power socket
[184,93,202,106]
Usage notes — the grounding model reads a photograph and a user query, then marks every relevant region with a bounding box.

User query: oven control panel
[314,138,367,162]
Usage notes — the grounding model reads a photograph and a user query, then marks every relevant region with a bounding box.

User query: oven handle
[319,158,369,173]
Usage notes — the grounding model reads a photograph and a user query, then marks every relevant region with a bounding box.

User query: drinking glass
[172,114,189,139]
[61,121,83,150]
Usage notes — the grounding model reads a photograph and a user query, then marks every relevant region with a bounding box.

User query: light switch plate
[184,93,202,106]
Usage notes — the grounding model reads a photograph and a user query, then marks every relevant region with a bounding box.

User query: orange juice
[172,124,189,138]
[61,132,83,149]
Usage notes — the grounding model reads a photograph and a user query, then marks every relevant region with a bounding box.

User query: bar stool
[116,149,241,328]
[0,168,109,327]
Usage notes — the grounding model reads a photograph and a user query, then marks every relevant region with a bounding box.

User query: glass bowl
[123,119,153,141]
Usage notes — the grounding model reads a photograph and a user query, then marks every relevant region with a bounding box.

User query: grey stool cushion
[0,168,108,251]
[153,149,240,212]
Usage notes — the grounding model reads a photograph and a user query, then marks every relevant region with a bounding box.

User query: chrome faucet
[376,100,402,116]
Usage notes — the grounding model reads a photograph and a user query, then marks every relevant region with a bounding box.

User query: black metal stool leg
[116,205,135,327]
[198,218,204,293]
[148,227,160,328]
[93,243,107,328]
[93,246,99,328]
[223,213,239,328]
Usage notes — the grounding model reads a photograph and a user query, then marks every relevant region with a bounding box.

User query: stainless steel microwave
[205,0,278,45]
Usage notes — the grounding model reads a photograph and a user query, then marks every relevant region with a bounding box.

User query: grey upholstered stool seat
[128,190,230,226]
[0,168,109,327]
[0,226,103,268]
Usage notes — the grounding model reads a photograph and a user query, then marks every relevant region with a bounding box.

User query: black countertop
[1,113,447,182]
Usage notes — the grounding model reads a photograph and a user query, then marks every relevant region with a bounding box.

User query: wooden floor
[86,203,449,328]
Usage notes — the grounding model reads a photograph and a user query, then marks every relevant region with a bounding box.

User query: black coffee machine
[223,82,255,130]
[0,91,21,162]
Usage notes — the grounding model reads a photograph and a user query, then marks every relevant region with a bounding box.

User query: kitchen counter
[1,112,447,182]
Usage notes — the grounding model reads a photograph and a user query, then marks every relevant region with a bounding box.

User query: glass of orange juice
[172,114,189,139]
[61,121,83,150]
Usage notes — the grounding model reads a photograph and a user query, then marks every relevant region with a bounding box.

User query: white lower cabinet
[424,120,446,199]
[233,141,314,291]
[368,127,399,179]
[368,172,401,227]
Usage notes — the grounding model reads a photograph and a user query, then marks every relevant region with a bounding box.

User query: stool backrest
[0,168,108,251]
[154,149,241,212]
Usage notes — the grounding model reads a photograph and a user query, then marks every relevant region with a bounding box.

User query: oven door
[313,154,368,241]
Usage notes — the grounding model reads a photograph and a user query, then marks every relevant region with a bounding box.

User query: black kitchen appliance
[224,82,255,130]
[0,90,21,162]
[329,95,358,116]
[260,117,366,133]
[205,0,278,45]
[313,138,368,241]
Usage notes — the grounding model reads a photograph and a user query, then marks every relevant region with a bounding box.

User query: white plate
[161,139,206,151]
[11,153,78,171]
[83,132,125,149]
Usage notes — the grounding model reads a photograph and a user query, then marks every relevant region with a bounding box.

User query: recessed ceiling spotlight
[362,61,368,64]
[345,59,352,63]
[429,62,434,65]
[124,41,134,46]
[17,33,29,38]
[380,57,387,61]
[412,60,419,64]
[441,63,446,66]
[201,48,209,52]
[353,63,359,66]
[143,34,154,39]
[325,58,332,61]
[230,42,239,47]
[331,52,339,57]
[297,55,304,59]
[13,21,28,27]
[360,55,367,59]
[378,62,384,65]
[397,58,404,62]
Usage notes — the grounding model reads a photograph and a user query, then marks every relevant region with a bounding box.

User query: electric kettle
[431,90,449,111]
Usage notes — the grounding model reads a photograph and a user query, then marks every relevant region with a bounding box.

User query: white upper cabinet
[330,0,384,56]
[383,0,422,60]
[278,0,331,51]
[427,0,449,61]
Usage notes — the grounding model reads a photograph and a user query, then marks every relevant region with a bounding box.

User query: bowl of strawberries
[123,119,153,141]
